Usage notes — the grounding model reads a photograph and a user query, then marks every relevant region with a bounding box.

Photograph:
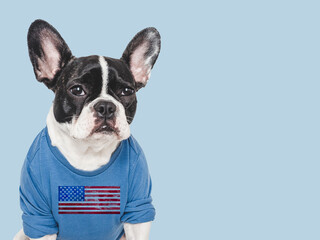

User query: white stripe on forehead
[99,56,108,97]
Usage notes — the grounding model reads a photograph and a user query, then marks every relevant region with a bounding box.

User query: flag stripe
[85,198,120,202]
[59,207,120,211]
[59,212,120,214]
[85,190,120,193]
[84,194,120,197]
[85,186,120,189]
[85,194,120,197]
[59,203,120,206]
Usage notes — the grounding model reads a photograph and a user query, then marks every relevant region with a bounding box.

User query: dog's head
[28,20,160,142]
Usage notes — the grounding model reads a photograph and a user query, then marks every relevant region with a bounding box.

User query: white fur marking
[99,56,108,97]
[46,95,130,171]
[124,222,152,240]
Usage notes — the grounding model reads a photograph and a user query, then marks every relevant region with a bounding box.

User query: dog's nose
[94,101,116,119]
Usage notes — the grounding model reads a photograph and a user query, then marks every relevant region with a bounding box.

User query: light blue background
[1,0,319,239]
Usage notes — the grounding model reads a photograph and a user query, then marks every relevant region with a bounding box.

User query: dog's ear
[121,27,161,91]
[27,19,73,91]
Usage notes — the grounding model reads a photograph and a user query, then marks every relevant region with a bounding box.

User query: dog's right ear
[27,19,73,91]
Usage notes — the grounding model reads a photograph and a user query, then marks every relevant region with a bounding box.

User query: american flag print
[58,186,120,214]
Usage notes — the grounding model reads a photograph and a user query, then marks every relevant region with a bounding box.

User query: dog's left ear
[121,27,161,90]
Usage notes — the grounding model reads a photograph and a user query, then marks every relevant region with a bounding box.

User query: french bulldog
[14,19,160,240]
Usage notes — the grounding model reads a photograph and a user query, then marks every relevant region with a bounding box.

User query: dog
[14,19,160,240]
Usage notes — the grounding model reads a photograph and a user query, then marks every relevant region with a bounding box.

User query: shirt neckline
[44,127,123,177]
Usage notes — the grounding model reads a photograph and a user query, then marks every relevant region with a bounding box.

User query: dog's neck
[46,106,120,171]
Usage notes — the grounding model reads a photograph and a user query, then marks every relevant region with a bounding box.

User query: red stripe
[59,203,120,206]
[59,211,120,214]
[85,186,120,189]
[85,194,120,197]
[85,190,120,193]
[85,198,120,202]
[59,207,120,211]
[86,191,120,194]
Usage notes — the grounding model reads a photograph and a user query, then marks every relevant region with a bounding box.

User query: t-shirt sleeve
[20,157,58,238]
[121,150,156,223]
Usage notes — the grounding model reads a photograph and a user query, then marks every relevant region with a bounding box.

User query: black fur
[28,20,73,91]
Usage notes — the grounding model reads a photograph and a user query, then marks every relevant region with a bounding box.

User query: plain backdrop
[1,0,320,239]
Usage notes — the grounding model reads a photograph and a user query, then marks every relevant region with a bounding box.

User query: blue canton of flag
[59,186,85,202]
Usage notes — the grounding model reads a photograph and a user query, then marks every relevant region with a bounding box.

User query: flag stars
[59,186,85,202]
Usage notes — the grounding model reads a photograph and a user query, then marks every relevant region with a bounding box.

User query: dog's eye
[70,85,86,96]
[121,87,135,96]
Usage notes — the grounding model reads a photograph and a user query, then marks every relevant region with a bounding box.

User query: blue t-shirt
[19,127,155,240]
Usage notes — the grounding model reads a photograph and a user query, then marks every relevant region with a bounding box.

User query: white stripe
[99,56,108,97]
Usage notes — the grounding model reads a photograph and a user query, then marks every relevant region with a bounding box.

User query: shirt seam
[128,152,143,192]
[127,136,141,155]
[25,154,51,210]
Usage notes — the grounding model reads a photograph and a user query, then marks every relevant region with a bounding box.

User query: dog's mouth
[95,124,114,133]
[93,121,119,135]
